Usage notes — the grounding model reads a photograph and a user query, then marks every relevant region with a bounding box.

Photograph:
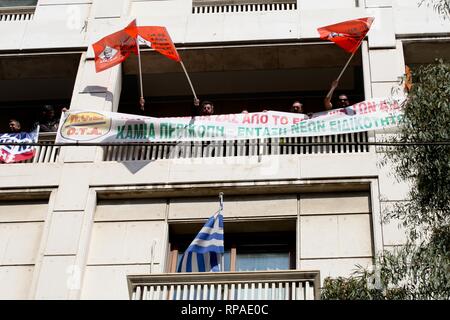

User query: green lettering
[116,125,126,139]
[133,124,147,139]
[125,125,133,139]
[148,123,155,139]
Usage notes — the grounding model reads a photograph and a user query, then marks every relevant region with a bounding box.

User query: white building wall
[78,191,374,298]
[0,201,48,299]
[299,192,373,281]
[1,0,449,50]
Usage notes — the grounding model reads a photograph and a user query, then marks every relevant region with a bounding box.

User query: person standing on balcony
[193,98,214,116]
[8,119,22,133]
[34,105,68,132]
[324,80,351,110]
[200,101,214,116]
[290,100,305,114]
[290,100,312,119]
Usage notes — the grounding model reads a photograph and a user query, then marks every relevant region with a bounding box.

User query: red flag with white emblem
[317,17,374,53]
[92,20,138,72]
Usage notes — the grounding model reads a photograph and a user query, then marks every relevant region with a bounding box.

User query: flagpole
[137,38,145,110]
[180,60,198,101]
[326,40,364,98]
[219,192,224,212]
[218,192,224,272]
[336,49,357,83]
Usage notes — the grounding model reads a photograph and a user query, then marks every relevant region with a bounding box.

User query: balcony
[127,270,320,300]
[23,132,59,164]
[192,0,297,14]
[0,6,35,22]
[103,132,369,161]
[5,131,370,165]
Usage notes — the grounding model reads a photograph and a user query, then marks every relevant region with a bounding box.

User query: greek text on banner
[55,98,404,144]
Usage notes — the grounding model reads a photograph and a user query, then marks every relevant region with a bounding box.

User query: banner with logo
[55,98,404,144]
[0,129,39,163]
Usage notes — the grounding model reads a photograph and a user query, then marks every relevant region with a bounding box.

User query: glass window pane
[236,252,290,271]
[223,250,230,271]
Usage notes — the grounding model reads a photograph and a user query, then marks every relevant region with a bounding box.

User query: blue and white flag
[0,127,39,163]
[177,210,224,272]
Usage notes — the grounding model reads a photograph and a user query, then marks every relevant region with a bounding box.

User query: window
[234,244,292,271]
[169,229,296,273]
[0,54,80,133]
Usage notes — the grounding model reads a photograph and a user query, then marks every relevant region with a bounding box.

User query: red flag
[318,17,374,53]
[135,26,181,62]
[92,20,138,72]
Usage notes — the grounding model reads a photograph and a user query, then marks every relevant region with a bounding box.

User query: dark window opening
[169,220,296,273]
[0,54,80,133]
[403,40,450,69]
[120,44,365,118]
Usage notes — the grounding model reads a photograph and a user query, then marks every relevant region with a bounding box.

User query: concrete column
[365,0,406,98]
[368,40,406,98]
[57,52,123,164]
[364,0,410,255]
[31,163,94,299]
[30,0,132,300]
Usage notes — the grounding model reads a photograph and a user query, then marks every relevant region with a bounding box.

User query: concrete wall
[0,0,449,50]
[78,191,373,299]
[81,199,167,299]
[0,201,48,299]
[299,192,374,280]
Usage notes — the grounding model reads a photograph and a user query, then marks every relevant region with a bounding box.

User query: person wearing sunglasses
[324,79,351,110]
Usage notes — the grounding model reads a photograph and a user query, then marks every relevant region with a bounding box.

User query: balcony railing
[103,132,369,161]
[128,270,320,300]
[22,132,59,164]
[0,6,35,22]
[192,0,297,14]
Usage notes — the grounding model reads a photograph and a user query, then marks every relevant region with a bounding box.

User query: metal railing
[0,6,35,22]
[103,132,369,161]
[192,0,297,14]
[4,132,370,163]
[22,132,59,164]
[128,270,320,300]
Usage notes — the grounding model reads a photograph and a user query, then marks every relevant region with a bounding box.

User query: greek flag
[177,210,224,272]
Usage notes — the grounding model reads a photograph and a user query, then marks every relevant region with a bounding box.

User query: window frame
[168,231,296,273]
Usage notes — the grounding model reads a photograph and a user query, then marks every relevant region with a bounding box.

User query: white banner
[56,98,404,143]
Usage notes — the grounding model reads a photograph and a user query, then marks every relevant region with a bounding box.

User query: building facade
[0,0,449,300]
